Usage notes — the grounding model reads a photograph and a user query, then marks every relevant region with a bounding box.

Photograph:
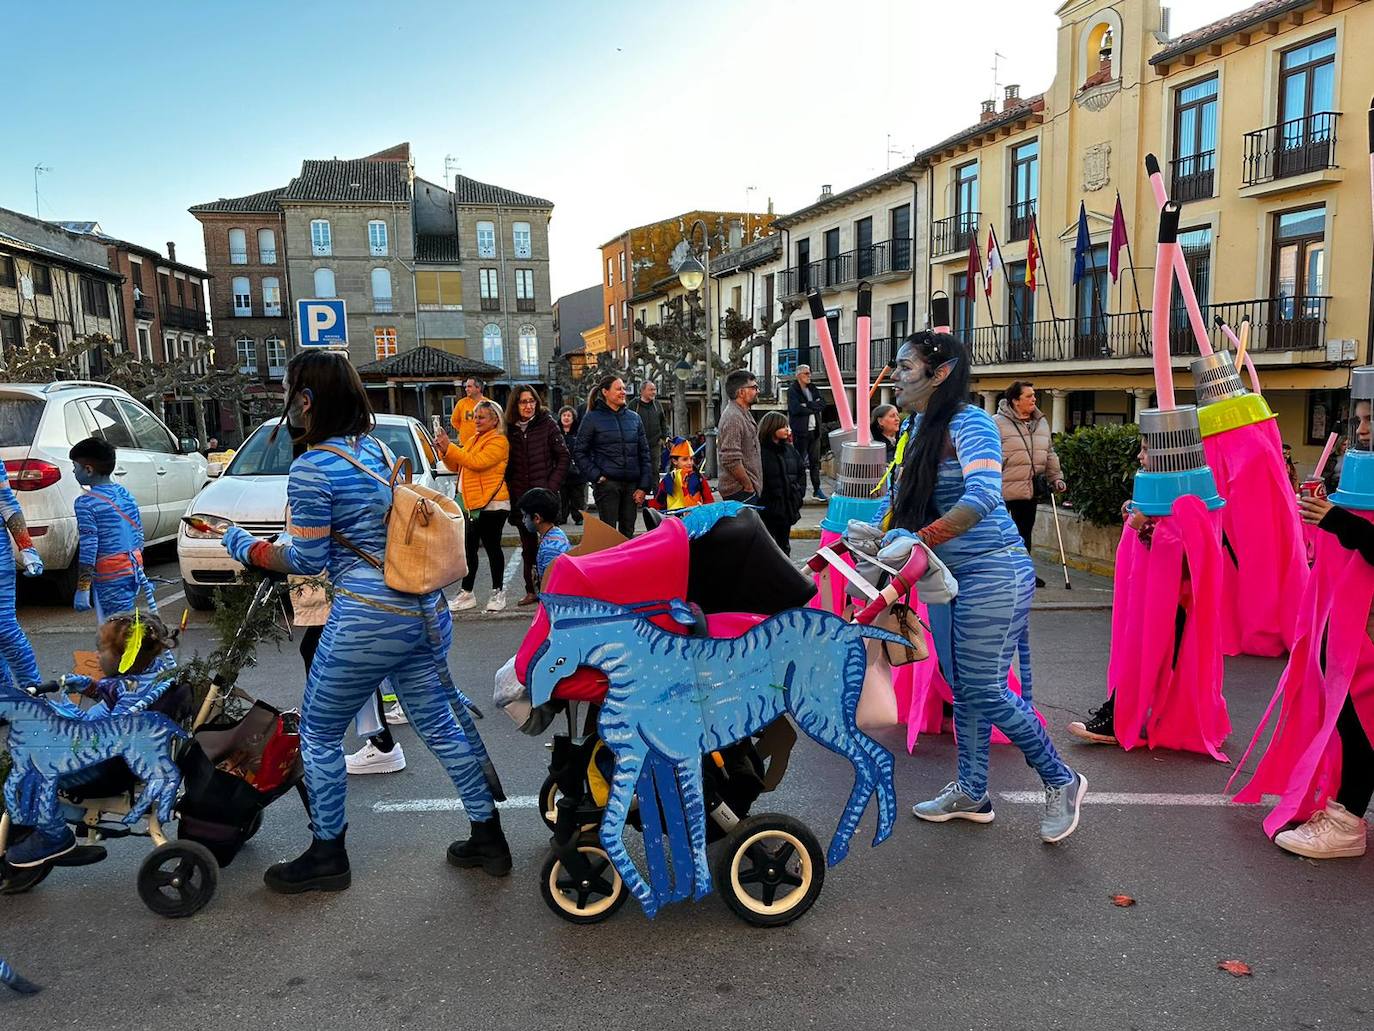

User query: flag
[1071,201,1092,285]
[965,235,982,300]
[1108,194,1129,284]
[1025,216,1039,291]
[983,226,1005,297]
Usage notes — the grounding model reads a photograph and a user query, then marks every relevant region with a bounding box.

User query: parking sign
[297,298,348,348]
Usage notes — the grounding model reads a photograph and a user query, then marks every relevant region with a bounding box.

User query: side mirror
[206,462,224,479]
[180,436,200,454]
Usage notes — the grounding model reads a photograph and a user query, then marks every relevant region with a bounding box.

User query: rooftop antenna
[886,134,911,170]
[991,51,1007,105]
[745,185,758,211]
[33,163,50,217]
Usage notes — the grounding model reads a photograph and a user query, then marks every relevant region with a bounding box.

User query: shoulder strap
[315,441,412,489]
[87,489,139,530]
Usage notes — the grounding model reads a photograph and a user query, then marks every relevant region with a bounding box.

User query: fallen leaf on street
[1110,894,1137,907]
[1217,960,1253,977]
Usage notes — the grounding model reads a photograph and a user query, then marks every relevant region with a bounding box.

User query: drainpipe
[925,172,934,324]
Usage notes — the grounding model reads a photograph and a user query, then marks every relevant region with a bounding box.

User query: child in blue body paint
[0,460,43,688]
[70,437,155,621]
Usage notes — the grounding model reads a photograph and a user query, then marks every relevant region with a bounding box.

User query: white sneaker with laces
[1275,801,1367,859]
[449,590,476,612]
[345,742,407,775]
[485,589,507,613]
[384,701,407,725]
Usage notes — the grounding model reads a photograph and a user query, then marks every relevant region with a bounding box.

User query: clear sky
[3,0,1240,299]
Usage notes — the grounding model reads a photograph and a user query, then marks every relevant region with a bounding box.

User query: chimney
[1003,84,1021,110]
[980,98,998,122]
[818,184,833,201]
[166,241,177,262]
[1156,6,1171,42]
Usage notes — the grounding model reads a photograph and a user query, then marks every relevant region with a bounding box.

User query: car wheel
[182,580,216,612]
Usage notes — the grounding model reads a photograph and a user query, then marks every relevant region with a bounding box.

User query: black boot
[446,812,512,877]
[263,827,351,894]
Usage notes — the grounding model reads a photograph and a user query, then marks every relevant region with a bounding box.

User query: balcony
[798,336,897,384]
[1170,151,1215,202]
[774,239,914,297]
[517,298,536,313]
[965,295,1331,366]
[374,299,393,313]
[1242,112,1340,188]
[480,297,500,312]
[133,295,155,321]
[1007,201,1036,243]
[259,250,277,264]
[163,304,208,331]
[932,212,979,258]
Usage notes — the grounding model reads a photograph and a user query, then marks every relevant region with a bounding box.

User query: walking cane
[1048,490,1072,589]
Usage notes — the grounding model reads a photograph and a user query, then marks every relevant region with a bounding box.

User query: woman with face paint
[882,332,1086,843]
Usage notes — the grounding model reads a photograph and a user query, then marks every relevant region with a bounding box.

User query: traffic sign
[297,298,348,348]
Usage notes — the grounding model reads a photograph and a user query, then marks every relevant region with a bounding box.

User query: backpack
[315,442,467,595]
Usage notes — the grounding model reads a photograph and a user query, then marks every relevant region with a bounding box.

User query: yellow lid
[1197,393,1275,438]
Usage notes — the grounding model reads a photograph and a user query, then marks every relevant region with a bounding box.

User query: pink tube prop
[808,291,853,431]
[1151,202,1180,411]
[1314,431,1340,479]
[856,283,872,445]
[1145,154,1214,356]
[1217,319,1264,394]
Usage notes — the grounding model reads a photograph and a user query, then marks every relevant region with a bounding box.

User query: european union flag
[1071,201,1091,285]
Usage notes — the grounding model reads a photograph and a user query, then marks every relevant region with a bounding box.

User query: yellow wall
[581,323,608,355]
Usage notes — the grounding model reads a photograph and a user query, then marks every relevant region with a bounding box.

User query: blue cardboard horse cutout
[527,594,903,916]
[1,954,38,995]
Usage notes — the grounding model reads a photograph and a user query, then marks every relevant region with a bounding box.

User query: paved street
[5,547,1368,1031]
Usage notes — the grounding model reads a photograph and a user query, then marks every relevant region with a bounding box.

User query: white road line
[996,791,1265,806]
[374,795,540,814]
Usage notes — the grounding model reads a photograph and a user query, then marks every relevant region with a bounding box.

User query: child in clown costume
[649,436,715,511]
[222,350,507,894]
[69,437,156,621]
[0,460,43,687]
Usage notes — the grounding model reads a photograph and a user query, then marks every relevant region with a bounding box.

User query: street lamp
[673,356,693,381]
[677,219,716,476]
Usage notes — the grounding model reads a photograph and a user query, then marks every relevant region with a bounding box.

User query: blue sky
[3,0,1238,298]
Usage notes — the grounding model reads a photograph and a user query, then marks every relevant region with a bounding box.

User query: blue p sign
[298,298,348,348]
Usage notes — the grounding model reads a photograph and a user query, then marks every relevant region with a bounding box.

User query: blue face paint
[73,464,100,486]
[521,513,539,534]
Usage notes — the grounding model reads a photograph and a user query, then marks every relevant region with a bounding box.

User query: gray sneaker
[912,781,995,824]
[1041,771,1088,843]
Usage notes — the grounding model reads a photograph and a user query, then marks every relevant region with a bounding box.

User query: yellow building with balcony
[924,0,1371,464]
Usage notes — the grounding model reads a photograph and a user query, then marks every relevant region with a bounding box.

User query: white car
[0,381,207,598]
[177,414,455,610]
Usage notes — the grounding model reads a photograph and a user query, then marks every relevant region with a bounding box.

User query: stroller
[507,507,898,927]
[0,571,305,919]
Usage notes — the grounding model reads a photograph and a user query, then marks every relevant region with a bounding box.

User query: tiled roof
[355,345,504,379]
[281,156,411,204]
[1151,0,1315,64]
[415,234,461,263]
[916,96,1046,160]
[450,174,552,208]
[188,186,287,214]
[0,230,118,278]
[774,165,922,229]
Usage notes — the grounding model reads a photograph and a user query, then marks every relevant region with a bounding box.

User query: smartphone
[431,415,442,438]
[181,514,228,537]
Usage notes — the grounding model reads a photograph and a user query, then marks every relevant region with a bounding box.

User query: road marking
[997,791,1264,806]
[374,795,540,814]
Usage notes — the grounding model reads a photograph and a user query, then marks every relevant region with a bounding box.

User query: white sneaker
[485,589,507,613]
[345,742,407,775]
[1275,801,1367,859]
[384,701,407,725]
[449,590,476,612]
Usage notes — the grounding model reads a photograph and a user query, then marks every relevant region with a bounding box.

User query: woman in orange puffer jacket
[436,400,511,613]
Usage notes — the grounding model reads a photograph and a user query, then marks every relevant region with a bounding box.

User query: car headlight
[182,513,233,539]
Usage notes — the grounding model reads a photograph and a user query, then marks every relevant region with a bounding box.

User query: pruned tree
[549,349,623,415]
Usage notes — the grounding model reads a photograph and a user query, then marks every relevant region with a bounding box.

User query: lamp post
[676,219,715,476]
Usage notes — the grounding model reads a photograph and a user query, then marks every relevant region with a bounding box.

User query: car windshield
[224,422,420,476]
[0,398,43,448]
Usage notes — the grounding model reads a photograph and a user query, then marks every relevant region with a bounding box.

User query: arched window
[483,323,503,366]
[371,267,393,312]
[262,276,281,316]
[310,219,332,256]
[313,267,335,298]
[368,220,388,256]
[257,228,277,263]
[231,276,251,316]
[517,324,538,376]
[228,229,248,264]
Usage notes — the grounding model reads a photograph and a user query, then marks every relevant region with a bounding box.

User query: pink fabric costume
[1231,509,1374,835]
[1108,494,1230,760]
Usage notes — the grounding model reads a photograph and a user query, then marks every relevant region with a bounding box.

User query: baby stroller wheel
[539,835,627,924]
[0,862,52,895]
[242,812,264,842]
[713,814,824,928]
[137,841,219,918]
[538,774,561,832]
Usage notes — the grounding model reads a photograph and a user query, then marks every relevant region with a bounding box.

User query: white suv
[0,382,208,598]
[177,414,454,610]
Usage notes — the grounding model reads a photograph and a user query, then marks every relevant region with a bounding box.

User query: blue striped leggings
[0,558,39,687]
[934,548,1073,798]
[301,579,495,839]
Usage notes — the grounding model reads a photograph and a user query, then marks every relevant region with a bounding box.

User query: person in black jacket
[787,365,827,501]
[573,375,652,538]
[757,411,803,554]
[504,386,569,606]
[556,405,585,526]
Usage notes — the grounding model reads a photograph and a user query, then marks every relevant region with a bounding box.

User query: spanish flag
[1026,215,1040,292]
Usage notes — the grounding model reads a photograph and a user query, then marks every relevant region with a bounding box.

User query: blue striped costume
[889,406,1072,798]
[230,435,495,839]
[0,464,40,687]
[75,481,156,620]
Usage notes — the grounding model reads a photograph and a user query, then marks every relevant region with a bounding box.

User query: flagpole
[1031,215,1065,359]
[979,223,1000,358]
[1078,204,1111,357]
[1116,190,1150,358]
[992,223,1031,360]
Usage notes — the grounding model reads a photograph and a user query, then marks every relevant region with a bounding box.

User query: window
[0,255,14,288]
[135,325,152,362]
[367,220,389,257]
[796,238,811,292]
[794,318,811,367]
[159,272,170,308]
[606,256,614,285]
[416,270,462,309]
[0,314,20,350]
[518,324,538,376]
[164,335,177,363]
[1006,261,1035,359]
[237,337,259,372]
[262,276,282,316]
[954,161,979,221]
[1170,227,1212,353]
[483,323,503,365]
[619,250,626,283]
[477,221,496,258]
[310,219,332,256]
[890,205,911,269]
[823,228,841,287]
[951,273,974,339]
[1170,77,1218,203]
[855,217,874,278]
[81,397,136,448]
[371,268,393,312]
[888,302,908,345]
[479,268,499,310]
[257,228,277,263]
[313,267,335,298]
[513,221,531,259]
[80,277,111,318]
[31,264,51,295]
[232,276,251,316]
[130,261,142,291]
[621,301,628,323]
[118,400,176,453]
[1271,205,1326,348]
[374,326,398,361]
[266,336,287,377]
[1274,34,1338,179]
[1074,244,1109,357]
[1009,141,1039,241]
[516,268,535,311]
[608,303,616,331]
[228,228,248,264]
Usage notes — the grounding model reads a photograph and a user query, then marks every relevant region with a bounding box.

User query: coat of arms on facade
[1083,143,1111,192]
